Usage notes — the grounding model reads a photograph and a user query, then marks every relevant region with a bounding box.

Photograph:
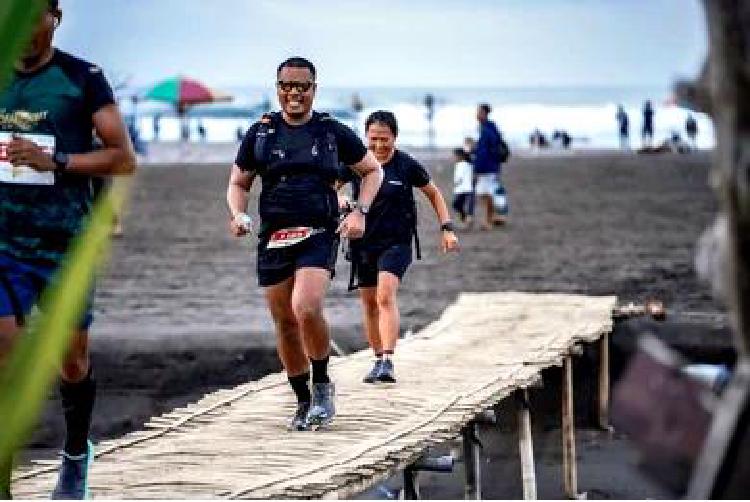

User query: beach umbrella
[144,76,232,114]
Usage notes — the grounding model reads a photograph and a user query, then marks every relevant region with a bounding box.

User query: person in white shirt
[451,148,474,225]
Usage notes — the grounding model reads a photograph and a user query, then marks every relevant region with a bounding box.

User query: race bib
[266,227,323,249]
[0,132,56,185]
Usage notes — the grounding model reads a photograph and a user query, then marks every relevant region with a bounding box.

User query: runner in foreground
[227,57,382,430]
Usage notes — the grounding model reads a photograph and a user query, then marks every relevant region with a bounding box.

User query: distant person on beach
[180,120,190,142]
[475,103,508,228]
[552,130,572,149]
[452,148,474,225]
[642,100,654,148]
[197,121,207,142]
[424,93,435,149]
[152,113,161,142]
[529,128,548,149]
[227,57,382,431]
[685,114,698,149]
[0,0,136,498]
[462,136,477,218]
[337,111,458,384]
[616,105,629,150]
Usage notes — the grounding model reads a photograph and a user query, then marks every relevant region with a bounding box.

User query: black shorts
[257,229,339,287]
[355,243,412,288]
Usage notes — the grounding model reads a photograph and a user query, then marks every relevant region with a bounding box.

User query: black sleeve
[337,163,357,183]
[235,123,260,172]
[331,121,368,166]
[404,154,431,188]
[83,65,115,116]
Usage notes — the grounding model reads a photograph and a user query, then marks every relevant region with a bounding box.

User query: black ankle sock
[60,368,96,456]
[288,372,311,404]
[310,356,330,384]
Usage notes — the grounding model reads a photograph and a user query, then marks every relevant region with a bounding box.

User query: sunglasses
[276,81,315,93]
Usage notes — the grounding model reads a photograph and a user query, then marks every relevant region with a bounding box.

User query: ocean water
[124,85,715,150]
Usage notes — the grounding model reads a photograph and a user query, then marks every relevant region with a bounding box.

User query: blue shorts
[354,243,412,288]
[0,253,94,330]
[257,229,339,287]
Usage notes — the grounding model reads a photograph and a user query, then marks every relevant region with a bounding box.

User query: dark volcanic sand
[26,150,729,499]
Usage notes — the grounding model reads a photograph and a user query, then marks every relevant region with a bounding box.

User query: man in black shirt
[227,57,382,430]
[0,1,136,498]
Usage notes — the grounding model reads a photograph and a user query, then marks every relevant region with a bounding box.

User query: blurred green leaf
[0,0,45,91]
[0,174,131,492]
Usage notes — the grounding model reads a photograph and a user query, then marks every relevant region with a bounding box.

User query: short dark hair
[453,147,469,161]
[365,110,398,137]
[277,57,316,80]
[48,0,59,9]
[479,103,492,115]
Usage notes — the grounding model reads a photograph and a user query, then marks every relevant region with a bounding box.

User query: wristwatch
[53,151,69,173]
[440,221,455,232]
[357,203,370,216]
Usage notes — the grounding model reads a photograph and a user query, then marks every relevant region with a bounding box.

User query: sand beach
[23,147,728,498]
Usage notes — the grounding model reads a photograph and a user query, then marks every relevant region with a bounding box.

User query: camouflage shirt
[0,49,115,266]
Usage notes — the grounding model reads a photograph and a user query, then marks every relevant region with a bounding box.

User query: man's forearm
[227,183,249,217]
[68,147,136,176]
[356,168,383,206]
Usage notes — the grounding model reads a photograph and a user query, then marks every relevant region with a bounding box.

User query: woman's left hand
[441,231,460,253]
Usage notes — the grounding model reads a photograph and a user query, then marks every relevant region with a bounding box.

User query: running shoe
[51,440,93,500]
[307,382,336,428]
[363,359,383,383]
[289,402,311,431]
[377,359,397,383]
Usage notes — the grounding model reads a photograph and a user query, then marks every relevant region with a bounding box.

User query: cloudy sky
[54,0,707,89]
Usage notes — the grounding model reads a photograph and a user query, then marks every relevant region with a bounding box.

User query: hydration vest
[252,112,341,234]
[346,153,422,290]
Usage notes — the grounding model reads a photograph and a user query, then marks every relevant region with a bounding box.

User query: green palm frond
[0,0,45,90]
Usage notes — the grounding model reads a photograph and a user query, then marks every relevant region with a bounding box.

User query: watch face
[54,152,68,167]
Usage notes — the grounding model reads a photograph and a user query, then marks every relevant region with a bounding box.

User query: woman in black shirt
[339,110,458,383]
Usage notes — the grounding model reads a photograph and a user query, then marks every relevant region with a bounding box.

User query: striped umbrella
[144,76,232,113]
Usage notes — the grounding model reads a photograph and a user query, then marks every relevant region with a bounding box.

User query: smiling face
[276,66,316,123]
[366,122,397,164]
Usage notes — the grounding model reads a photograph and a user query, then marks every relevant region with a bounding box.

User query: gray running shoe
[377,359,397,383]
[307,382,336,428]
[363,360,383,383]
[51,440,93,500]
[289,402,311,431]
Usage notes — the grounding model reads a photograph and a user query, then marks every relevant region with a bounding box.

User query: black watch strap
[441,221,455,232]
[53,151,69,172]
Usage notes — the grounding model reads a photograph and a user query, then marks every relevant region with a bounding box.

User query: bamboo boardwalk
[13,292,616,499]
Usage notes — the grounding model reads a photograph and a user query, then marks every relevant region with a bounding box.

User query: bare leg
[291,267,331,360]
[264,276,309,376]
[376,272,401,353]
[481,195,493,230]
[359,287,382,354]
[60,329,90,384]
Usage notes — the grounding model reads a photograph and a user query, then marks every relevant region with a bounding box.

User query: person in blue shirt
[474,103,505,229]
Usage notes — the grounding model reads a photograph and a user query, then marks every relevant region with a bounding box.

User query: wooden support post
[598,333,610,430]
[462,422,482,499]
[516,389,537,500]
[561,355,579,499]
[403,466,420,500]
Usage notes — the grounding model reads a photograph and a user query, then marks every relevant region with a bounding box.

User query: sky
[54,0,708,89]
